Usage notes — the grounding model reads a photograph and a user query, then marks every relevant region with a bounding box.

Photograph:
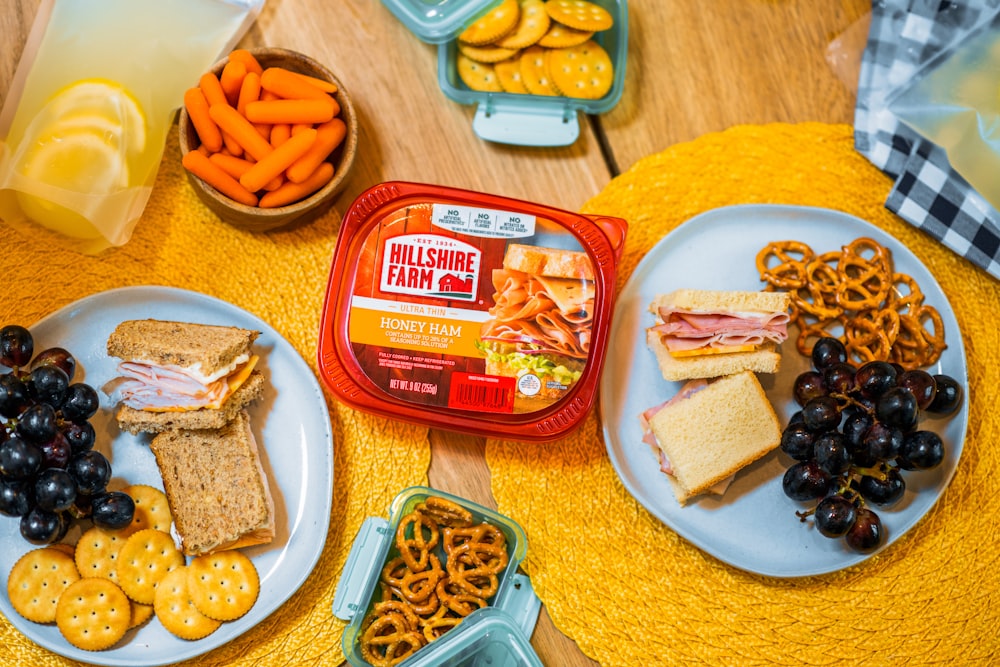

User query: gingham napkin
[854,0,1000,278]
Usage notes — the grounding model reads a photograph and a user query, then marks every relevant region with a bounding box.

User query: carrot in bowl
[286,117,346,184]
[183,87,223,153]
[244,98,337,125]
[209,103,274,162]
[260,66,330,100]
[183,150,258,207]
[259,162,334,208]
[219,60,247,106]
[228,49,263,76]
[240,127,317,193]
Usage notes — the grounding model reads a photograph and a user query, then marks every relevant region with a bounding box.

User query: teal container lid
[333,486,543,667]
[380,0,502,44]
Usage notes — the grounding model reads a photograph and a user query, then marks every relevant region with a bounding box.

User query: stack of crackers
[456,0,617,99]
[5,484,260,651]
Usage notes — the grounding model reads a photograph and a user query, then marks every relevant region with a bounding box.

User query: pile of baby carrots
[181,49,347,209]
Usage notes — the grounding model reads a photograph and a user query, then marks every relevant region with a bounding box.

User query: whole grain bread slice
[115,370,264,434]
[107,319,259,374]
[149,410,275,556]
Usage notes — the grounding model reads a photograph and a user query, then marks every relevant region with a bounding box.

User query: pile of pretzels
[756,237,946,369]
[359,496,509,667]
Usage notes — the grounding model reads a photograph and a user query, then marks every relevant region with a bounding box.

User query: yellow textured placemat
[487,123,1000,666]
[0,124,429,666]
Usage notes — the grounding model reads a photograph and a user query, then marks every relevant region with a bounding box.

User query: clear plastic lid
[333,486,542,667]
[317,181,627,442]
[379,0,500,44]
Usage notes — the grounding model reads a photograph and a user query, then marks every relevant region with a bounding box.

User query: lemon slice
[45,79,146,153]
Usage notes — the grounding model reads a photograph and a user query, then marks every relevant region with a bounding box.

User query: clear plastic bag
[887,8,1000,212]
[0,0,265,254]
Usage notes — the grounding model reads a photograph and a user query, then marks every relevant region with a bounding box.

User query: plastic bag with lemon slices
[0,0,265,254]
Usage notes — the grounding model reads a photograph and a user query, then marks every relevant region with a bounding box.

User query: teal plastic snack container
[380,0,628,146]
[333,486,543,666]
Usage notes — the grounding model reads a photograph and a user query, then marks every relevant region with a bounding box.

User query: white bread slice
[649,289,790,316]
[502,243,595,280]
[149,410,275,556]
[649,371,781,504]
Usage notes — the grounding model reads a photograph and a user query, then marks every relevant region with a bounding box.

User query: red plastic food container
[317,181,627,441]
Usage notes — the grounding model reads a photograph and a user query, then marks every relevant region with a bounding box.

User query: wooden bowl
[178,48,358,232]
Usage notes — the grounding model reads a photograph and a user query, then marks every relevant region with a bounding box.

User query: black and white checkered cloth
[854,0,1000,279]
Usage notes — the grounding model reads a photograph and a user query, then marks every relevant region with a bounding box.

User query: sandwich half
[149,410,275,556]
[640,371,781,504]
[106,319,264,434]
[647,289,791,381]
[478,243,595,405]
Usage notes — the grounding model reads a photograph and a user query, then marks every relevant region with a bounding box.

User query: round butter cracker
[154,566,221,640]
[495,57,530,93]
[116,528,184,605]
[187,550,259,622]
[519,45,561,96]
[495,0,551,49]
[123,484,173,533]
[544,0,614,32]
[8,547,80,624]
[56,578,131,651]
[459,0,521,45]
[547,39,614,100]
[458,41,520,64]
[75,525,128,584]
[537,22,594,48]
[458,54,504,92]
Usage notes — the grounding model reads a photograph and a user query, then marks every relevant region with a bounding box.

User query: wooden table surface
[0,1,871,665]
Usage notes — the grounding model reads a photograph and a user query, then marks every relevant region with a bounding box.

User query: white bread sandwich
[478,243,595,404]
[639,371,781,504]
[647,289,791,382]
[149,410,275,556]
[105,319,264,434]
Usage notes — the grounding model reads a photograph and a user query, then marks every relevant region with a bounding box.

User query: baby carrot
[221,130,244,158]
[245,98,336,125]
[292,71,337,94]
[228,49,263,76]
[208,152,254,179]
[237,71,261,114]
[219,60,247,106]
[182,150,258,207]
[199,72,229,108]
[270,123,291,147]
[240,127,317,193]
[260,66,330,100]
[259,162,334,208]
[209,103,274,162]
[183,87,223,153]
[286,117,346,184]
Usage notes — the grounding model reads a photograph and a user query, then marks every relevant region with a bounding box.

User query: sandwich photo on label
[105,319,264,434]
[639,371,782,504]
[646,289,791,381]
[150,410,275,555]
[478,243,595,409]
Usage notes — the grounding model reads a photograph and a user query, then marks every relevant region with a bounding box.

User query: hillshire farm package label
[319,182,625,440]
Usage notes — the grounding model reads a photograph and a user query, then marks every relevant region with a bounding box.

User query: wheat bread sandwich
[149,410,275,556]
[639,371,782,504]
[106,319,264,434]
[478,243,595,401]
[647,289,791,381]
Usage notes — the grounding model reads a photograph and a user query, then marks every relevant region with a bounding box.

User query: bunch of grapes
[780,337,962,553]
[0,324,135,545]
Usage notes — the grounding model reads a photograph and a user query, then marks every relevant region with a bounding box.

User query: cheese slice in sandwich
[149,410,275,556]
[106,319,264,434]
[647,289,791,381]
[642,371,781,504]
